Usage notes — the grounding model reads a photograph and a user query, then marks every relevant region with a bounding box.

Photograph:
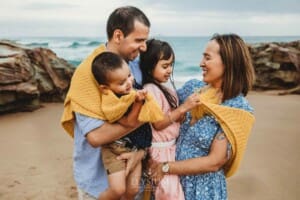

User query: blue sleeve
[75,112,105,137]
[223,95,254,114]
[176,79,205,104]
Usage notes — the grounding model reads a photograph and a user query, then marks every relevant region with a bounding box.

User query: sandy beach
[0,92,299,200]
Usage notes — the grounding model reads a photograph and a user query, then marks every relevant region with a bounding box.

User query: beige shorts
[102,141,133,174]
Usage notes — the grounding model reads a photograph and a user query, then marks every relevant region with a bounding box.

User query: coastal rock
[249,40,300,94]
[0,40,75,113]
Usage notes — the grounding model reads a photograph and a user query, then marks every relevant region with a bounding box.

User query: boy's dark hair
[106,6,151,40]
[140,39,178,109]
[92,52,124,85]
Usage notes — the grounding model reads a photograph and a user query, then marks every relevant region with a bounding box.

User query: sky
[1,0,300,37]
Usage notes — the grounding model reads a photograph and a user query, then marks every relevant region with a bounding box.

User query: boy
[92,52,149,200]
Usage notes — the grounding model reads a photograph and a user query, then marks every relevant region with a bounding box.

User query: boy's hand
[135,89,147,102]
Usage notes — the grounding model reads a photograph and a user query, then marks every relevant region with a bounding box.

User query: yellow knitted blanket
[191,87,255,178]
[61,44,164,138]
[101,89,164,123]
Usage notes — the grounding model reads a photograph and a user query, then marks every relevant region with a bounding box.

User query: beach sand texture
[0,92,299,199]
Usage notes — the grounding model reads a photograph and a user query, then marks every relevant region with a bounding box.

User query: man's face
[118,20,149,62]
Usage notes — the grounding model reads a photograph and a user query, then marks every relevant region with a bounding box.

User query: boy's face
[105,62,134,95]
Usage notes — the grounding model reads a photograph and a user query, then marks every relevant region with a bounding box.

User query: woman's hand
[148,159,164,185]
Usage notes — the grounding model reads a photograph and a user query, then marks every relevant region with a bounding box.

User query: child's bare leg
[122,162,142,200]
[98,170,126,200]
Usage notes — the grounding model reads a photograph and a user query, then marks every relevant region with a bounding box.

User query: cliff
[249,40,300,94]
[0,40,75,113]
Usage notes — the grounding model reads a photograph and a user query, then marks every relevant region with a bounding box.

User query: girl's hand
[182,93,201,112]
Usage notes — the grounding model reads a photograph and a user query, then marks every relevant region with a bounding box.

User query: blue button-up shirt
[73,57,142,198]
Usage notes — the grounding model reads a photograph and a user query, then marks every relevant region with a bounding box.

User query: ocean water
[6,36,300,87]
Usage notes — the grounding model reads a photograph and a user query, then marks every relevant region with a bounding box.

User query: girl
[140,39,200,200]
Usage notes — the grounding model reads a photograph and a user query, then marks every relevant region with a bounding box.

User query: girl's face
[152,55,174,83]
[200,40,225,88]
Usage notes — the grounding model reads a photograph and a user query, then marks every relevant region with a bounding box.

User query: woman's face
[200,40,225,88]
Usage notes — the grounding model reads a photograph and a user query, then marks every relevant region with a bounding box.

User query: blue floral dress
[176,79,254,200]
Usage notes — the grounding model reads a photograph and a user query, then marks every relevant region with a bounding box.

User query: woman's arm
[170,133,229,174]
[150,132,229,182]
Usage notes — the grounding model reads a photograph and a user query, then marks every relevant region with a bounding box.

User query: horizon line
[1,35,300,39]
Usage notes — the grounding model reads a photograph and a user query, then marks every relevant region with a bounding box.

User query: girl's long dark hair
[140,39,178,109]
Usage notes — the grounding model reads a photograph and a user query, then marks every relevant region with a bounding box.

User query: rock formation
[0,40,75,113]
[249,40,300,94]
[1,39,299,114]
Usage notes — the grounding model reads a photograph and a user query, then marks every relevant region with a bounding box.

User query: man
[61,6,150,199]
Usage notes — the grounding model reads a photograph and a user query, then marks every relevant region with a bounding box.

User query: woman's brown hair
[211,33,255,101]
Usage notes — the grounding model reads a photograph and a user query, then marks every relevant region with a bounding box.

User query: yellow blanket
[101,89,164,123]
[191,87,255,178]
[61,44,164,138]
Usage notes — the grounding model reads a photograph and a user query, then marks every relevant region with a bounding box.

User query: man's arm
[86,121,142,147]
[117,90,147,128]
[118,101,144,128]
[76,112,146,178]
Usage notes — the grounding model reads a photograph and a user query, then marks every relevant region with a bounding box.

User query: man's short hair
[106,6,150,40]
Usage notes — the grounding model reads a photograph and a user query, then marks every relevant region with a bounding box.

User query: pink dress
[144,84,185,200]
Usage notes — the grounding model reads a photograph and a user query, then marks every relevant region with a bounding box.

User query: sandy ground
[0,92,299,200]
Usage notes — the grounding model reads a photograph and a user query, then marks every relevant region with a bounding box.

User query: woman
[149,33,255,200]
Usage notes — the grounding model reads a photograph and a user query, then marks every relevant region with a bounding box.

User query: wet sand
[0,92,299,199]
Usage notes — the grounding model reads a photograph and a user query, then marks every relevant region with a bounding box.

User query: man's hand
[117,149,145,176]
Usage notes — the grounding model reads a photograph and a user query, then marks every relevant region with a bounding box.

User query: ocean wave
[87,41,101,46]
[68,41,101,48]
[174,75,202,82]
[26,42,49,47]
[174,65,201,74]
[67,59,82,66]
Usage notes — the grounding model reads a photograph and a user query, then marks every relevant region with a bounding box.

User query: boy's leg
[123,162,142,200]
[98,170,126,200]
